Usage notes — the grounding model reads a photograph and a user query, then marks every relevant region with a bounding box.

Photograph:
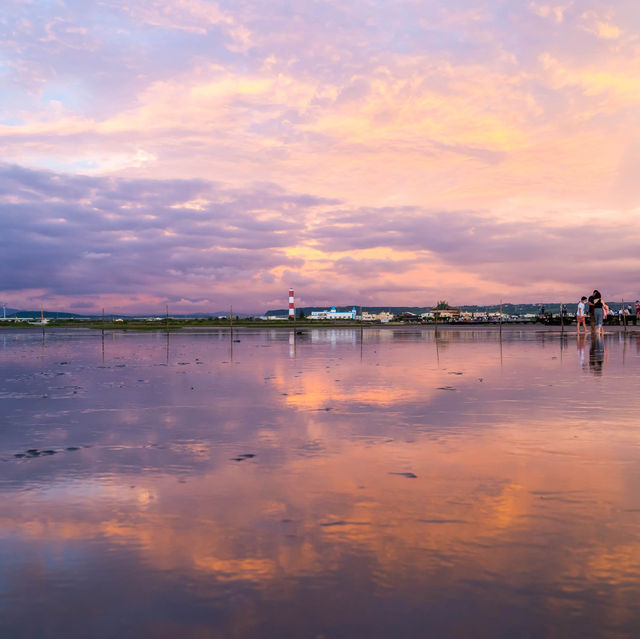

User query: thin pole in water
[229,305,234,361]
[41,305,45,338]
[623,298,627,333]
[292,304,297,353]
[499,299,503,335]
[360,306,364,360]
[560,302,564,333]
[166,304,169,331]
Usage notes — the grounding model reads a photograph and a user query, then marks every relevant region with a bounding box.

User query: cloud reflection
[1,330,640,636]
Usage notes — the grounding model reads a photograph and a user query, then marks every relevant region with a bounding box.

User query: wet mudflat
[1,326,640,638]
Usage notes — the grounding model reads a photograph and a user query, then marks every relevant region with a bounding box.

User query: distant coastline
[2,301,636,321]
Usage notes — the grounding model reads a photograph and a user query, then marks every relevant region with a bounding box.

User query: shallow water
[1,327,640,638]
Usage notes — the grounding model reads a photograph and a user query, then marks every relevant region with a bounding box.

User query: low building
[397,311,421,321]
[361,311,394,323]
[309,306,357,320]
[430,305,460,320]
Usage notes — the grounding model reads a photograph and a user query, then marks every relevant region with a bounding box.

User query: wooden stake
[359,306,364,359]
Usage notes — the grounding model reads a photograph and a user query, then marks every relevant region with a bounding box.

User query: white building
[310,306,357,320]
[361,311,394,323]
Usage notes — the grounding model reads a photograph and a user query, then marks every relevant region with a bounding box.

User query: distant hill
[8,310,86,319]
[3,310,256,320]
[3,301,635,322]
[175,312,255,319]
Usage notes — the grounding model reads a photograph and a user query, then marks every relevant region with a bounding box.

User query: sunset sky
[1,0,639,313]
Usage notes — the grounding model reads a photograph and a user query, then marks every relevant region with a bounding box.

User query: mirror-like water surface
[1,327,640,638]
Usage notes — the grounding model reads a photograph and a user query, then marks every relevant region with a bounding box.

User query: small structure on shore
[361,311,394,322]
[429,301,460,321]
[309,306,357,320]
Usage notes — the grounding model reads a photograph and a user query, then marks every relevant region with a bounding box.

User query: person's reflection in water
[589,334,605,375]
[577,332,587,367]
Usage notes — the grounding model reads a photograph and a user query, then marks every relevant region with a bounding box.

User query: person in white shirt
[576,296,587,333]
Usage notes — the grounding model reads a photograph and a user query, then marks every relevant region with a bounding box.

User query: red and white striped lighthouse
[288,288,295,319]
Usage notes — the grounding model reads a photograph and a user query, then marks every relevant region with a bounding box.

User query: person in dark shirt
[588,289,604,335]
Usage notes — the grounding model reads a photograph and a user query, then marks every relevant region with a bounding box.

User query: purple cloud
[2,162,639,310]
[0,164,331,305]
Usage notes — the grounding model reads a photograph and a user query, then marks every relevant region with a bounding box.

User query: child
[576,296,587,333]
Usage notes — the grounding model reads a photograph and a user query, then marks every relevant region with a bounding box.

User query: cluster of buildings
[261,291,395,322]
[262,291,535,323]
[263,290,450,322]
[263,306,394,322]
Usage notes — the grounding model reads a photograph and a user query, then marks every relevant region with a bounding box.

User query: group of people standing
[575,290,630,335]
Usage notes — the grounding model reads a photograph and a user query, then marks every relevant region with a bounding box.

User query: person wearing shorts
[576,296,587,333]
